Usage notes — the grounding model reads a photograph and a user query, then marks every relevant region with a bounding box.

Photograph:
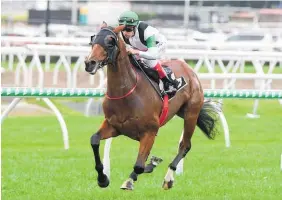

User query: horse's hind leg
[144,155,163,173]
[91,120,118,188]
[120,131,157,190]
[162,102,202,190]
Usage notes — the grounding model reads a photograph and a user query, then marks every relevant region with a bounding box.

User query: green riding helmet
[118,11,139,26]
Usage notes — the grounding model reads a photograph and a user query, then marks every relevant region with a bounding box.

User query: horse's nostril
[85,61,92,72]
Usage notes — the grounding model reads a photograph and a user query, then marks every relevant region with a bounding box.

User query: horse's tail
[197,100,221,140]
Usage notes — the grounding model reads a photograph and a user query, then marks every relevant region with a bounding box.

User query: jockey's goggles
[118,18,136,24]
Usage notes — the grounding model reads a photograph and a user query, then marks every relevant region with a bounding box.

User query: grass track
[2,99,282,200]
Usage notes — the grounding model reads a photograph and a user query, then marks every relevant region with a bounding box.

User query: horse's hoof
[150,156,163,166]
[97,174,110,188]
[120,178,134,190]
[162,180,173,190]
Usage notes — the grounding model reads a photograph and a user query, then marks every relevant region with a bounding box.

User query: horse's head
[85,22,125,75]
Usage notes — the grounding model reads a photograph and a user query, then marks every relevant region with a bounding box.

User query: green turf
[2,99,282,200]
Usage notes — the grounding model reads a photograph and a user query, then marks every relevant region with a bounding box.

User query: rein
[105,63,139,100]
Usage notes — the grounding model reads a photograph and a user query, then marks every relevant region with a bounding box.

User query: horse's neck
[106,38,137,97]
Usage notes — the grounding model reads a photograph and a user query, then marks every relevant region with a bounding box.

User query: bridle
[89,28,119,68]
[88,27,139,100]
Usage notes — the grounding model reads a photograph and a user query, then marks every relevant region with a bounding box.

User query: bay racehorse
[84,22,220,190]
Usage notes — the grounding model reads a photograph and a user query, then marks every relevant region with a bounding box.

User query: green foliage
[2,100,282,199]
[138,12,157,21]
[1,13,28,22]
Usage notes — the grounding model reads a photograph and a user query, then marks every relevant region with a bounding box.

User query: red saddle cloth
[159,94,169,127]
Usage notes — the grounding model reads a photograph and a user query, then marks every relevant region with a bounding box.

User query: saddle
[129,55,187,100]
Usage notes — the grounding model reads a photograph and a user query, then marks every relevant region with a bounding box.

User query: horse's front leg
[120,131,157,190]
[121,155,163,190]
[91,120,118,188]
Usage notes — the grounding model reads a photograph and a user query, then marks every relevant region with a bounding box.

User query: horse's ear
[100,21,108,29]
[113,25,125,34]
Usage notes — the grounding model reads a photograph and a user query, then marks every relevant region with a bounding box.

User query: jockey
[118,10,179,94]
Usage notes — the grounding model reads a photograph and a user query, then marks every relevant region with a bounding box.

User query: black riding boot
[161,73,179,94]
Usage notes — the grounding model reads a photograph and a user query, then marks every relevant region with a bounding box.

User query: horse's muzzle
[85,60,98,75]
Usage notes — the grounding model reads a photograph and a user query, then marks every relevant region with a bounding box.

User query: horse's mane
[109,26,127,57]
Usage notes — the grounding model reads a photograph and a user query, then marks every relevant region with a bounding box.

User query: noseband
[89,28,119,68]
